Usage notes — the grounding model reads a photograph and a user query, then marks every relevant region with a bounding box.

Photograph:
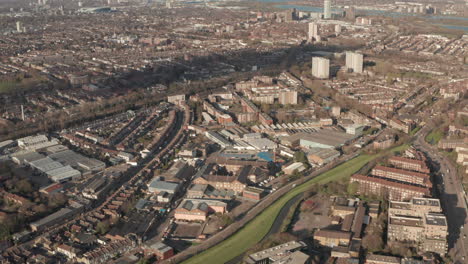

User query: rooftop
[247,241,306,262]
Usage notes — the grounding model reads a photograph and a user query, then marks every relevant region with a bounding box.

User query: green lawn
[409,126,421,136]
[182,145,408,264]
[425,129,444,145]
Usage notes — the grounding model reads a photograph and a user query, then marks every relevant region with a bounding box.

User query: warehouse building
[306,148,341,165]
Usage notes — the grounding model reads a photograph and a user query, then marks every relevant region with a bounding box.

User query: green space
[425,129,444,145]
[409,126,421,136]
[0,74,47,94]
[182,144,408,264]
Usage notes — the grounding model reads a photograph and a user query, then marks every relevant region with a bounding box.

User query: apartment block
[388,156,430,173]
[350,174,429,201]
[387,198,448,256]
[345,52,364,73]
[312,57,330,79]
[371,165,431,188]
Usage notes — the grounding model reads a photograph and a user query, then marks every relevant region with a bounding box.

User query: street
[414,126,468,264]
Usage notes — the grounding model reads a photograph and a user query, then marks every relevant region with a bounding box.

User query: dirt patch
[172,222,203,240]
[291,194,332,239]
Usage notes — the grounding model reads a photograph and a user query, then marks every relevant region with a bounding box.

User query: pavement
[414,126,467,263]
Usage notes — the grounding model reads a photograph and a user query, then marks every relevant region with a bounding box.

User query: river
[256,0,468,32]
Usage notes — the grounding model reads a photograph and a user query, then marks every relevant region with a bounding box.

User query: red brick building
[388,156,430,173]
[371,165,431,188]
[350,174,429,201]
[243,187,265,201]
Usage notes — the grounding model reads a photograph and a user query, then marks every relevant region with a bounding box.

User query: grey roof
[149,242,172,253]
[12,151,45,164]
[178,199,227,212]
[47,165,81,182]
[31,208,73,228]
[30,157,64,172]
[289,129,354,148]
[135,199,148,210]
[148,179,179,193]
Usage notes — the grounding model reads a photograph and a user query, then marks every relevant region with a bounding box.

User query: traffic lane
[416,142,467,260]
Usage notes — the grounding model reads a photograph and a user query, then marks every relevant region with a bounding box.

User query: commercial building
[174,199,227,221]
[306,148,340,165]
[144,242,174,260]
[48,150,105,174]
[345,52,364,73]
[245,241,307,264]
[30,203,84,232]
[293,130,354,149]
[17,135,53,150]
[158,160,194,183]
[46,165,82,182]
[312,57,330,79]
[148,178,180,194]
[205,131,232,148]
[283,162,306,175]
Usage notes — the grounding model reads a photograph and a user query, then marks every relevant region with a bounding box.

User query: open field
[425,129,444,145]
[183,144,408,264]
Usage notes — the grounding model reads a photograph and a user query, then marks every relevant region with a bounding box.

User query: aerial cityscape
[0,0,467,263]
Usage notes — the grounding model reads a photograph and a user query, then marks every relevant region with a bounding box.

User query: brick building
[350,174,429,201]
[388,156,430,173]
[371,165,431,188]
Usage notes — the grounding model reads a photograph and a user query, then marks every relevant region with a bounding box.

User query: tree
[293,151,308,164]
[347,182,360,195]
[96,220,110,235]
[15,179,33,195]
[0,224,10,240]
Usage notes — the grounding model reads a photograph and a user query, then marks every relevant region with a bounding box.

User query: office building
[312,57,330,79]
[323,0,332,19]
[345,52,364,73]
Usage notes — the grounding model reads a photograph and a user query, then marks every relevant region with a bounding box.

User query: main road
[414,125,468,264]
